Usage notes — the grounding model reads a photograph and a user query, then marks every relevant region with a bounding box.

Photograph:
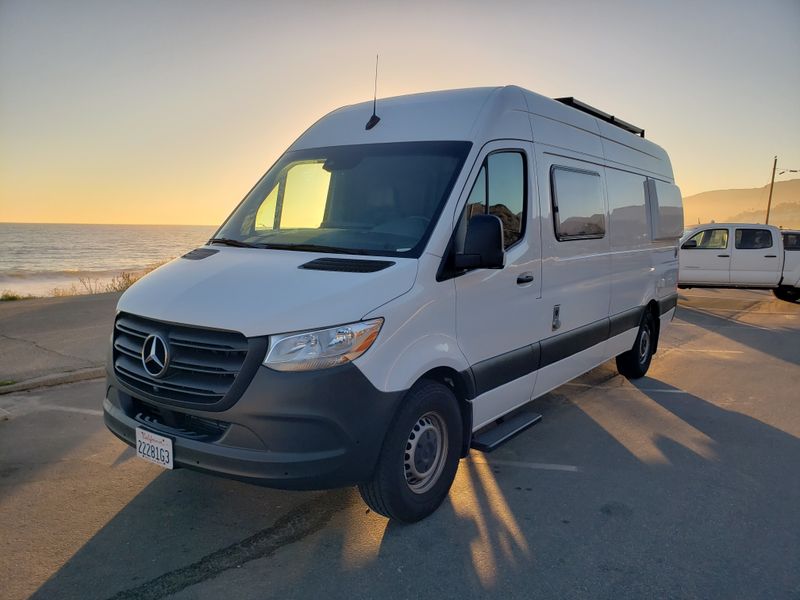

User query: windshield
[214,141,472,257]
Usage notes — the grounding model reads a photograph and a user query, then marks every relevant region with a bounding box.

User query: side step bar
[470,409,542,453]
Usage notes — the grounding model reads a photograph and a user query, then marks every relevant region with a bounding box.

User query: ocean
[0,223,217,297]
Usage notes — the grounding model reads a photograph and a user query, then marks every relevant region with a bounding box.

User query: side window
[551,167,605,240]
[735,228,773,250]
[461,151,525,248]
[783,233,800,250]
[685,228,729,249]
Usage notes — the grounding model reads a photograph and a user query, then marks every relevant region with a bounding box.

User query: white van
[104,86,684,522]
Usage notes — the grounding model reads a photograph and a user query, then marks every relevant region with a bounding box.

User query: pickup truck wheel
[358,380,462,523]
[773,287,800,303]
[616,311,655,380]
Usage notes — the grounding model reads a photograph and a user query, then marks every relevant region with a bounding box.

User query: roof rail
[555,97,645,138]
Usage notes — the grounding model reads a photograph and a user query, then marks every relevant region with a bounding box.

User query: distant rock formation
[488,203,522,246]
[558,213,605,237]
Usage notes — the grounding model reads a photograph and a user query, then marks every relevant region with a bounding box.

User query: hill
[682,178,800,228]
[725,202,800,229]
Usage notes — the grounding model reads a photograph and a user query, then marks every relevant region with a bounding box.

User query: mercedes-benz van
[104,86,684,522]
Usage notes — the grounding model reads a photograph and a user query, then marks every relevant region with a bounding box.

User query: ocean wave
[0,223,213,296]
[0,267,154,281]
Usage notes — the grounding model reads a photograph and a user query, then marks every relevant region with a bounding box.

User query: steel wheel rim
[639,326,651,364]
[404,411,448,495]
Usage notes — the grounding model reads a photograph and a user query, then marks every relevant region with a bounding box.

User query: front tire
[616,311,656,379]
[773,287,800,303]
[358,380,462,523]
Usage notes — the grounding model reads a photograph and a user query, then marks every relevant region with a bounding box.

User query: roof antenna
[365,54,381,130]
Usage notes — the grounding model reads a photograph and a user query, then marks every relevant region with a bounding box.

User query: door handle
[717,254,730,258]
[517,273,534,285]
[765,255,777,258]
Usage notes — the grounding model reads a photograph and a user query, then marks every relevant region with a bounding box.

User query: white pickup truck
[679,224,800,302]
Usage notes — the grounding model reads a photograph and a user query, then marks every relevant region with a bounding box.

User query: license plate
[136,428,174,469]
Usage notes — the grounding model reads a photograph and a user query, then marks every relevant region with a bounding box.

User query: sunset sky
[1,0,798,226]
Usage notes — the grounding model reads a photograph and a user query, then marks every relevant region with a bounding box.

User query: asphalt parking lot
[1,289,798,600]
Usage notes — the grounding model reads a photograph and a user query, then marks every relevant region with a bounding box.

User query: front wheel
[773,287,800,303]
[358,380,462,523]
[616,311,656,379]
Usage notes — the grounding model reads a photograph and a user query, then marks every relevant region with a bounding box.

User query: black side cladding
[463,303,667,399]
[471,345,540,397]
[658,294,678,315]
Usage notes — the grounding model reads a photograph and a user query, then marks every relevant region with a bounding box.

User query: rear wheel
[358,380,462,523]
[616,311,656,379]
[773,287,800,303]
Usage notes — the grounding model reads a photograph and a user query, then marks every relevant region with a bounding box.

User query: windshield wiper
[260,243,371,255]
[208,237,258,248]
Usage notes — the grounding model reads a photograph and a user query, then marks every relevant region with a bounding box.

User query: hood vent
[299,257,395,273]
[182,248,219,260]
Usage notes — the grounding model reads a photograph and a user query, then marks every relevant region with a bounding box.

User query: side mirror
[454,214,505,269]
[682,239,698,249]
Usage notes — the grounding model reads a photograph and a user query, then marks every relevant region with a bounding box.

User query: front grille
[113,312,257,407]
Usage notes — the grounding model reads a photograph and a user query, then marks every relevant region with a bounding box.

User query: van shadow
[628,377,800,593]
[249,376,800,598]
[29,469,344,600]
[30,373,800,599]
[676,304,800,365]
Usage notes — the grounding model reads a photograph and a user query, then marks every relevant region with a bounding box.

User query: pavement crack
[0,332,95,366]
[103,489,354,600]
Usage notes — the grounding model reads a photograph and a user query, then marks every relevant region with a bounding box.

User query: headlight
[264,318,383,372]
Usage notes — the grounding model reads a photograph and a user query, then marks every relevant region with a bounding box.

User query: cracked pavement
[0,293,119,384]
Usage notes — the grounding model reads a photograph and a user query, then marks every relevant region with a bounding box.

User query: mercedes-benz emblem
[141,334,170,378]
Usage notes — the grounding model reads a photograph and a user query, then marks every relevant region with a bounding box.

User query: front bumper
[104,362,404,490]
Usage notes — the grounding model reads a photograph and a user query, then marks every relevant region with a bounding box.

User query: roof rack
[555,97,645,138]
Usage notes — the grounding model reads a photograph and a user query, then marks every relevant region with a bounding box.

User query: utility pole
[766,155,777,224]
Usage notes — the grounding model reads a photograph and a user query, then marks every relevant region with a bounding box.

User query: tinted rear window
[735,228,773,250]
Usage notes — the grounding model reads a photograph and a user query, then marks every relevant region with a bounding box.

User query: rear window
[735,228,773,250]
[783,232,800,250]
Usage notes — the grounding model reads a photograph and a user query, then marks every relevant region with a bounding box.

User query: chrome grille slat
[115,319,149,338]
[116,353,233,394]
[170,362,237,375]
[112,312,250,406]
[116,363,224,397]
[170,339,248,352]
[169,348,243,373]
[113,342,140,360]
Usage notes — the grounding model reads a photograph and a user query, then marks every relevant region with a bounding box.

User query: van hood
[118,247,418,337]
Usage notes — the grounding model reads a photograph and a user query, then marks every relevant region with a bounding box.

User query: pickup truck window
[735,228,773,250]
[685,228,728,249]
[782,232,800,250]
